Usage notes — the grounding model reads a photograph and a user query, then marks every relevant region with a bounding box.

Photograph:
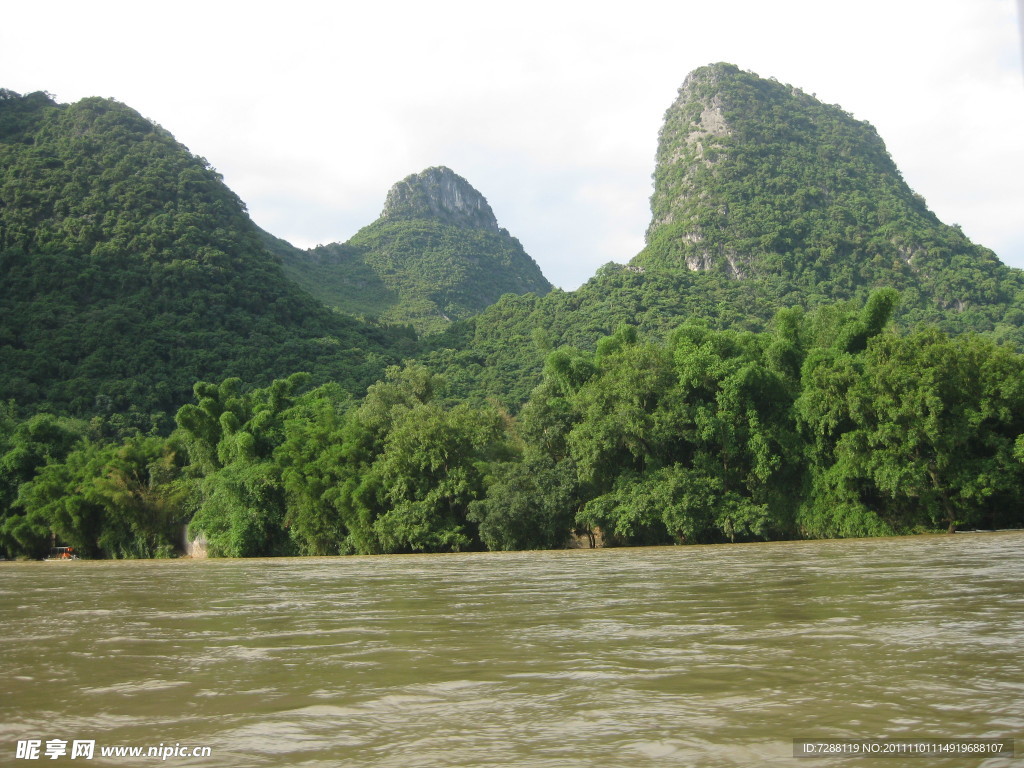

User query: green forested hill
[419,264,778,407]
[281,166,552,335]
[0,89,412,420]
[271,234,398,320]
[637,63,1024,326]
[418,64,1024,407]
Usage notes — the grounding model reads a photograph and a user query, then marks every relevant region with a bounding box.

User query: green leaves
[282,170,552,337]
[348,376,511,554]
[4,288,1024,559]
[6,434,186,559]
[176,365,514,556]
[796,326,1024,536]
[485,291,1024,548]
[178,372,311,557]
[0,92,405,419]
[511,315,804,546]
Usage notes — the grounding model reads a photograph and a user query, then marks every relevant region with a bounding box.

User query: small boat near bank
[44,547,79,561]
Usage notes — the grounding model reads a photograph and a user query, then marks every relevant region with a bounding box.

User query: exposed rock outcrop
[382,166,500,233]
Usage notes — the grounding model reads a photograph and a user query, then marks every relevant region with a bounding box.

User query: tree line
[3,289,1024,559]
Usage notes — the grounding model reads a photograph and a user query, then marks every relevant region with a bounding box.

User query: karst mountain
[2,63,1021,421]
[280,166,551,335]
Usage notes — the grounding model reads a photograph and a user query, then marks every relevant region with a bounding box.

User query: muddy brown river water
[2,532,1022,766]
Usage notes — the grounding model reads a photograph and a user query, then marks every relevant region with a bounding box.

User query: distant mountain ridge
[281,166,552,335]
[3,63,1023,422]
[5,70,1024,563]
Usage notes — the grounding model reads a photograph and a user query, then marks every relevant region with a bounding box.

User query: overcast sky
[3,0,1022,289]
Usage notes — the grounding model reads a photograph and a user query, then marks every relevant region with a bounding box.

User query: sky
[2,0,1022,290]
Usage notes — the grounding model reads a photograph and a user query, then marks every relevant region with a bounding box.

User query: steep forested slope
[637,63,1024,325]
[0,89,411,419]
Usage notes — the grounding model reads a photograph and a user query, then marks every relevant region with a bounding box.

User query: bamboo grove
[4,289,1024,558]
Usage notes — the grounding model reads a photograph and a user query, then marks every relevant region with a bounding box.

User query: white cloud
[1,0,1021,289]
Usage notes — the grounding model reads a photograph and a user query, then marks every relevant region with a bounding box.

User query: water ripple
[2,532,1021,767]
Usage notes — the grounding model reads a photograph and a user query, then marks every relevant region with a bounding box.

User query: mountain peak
[283,165,550,335]
[638,63,929,278]
[380,166,499,232]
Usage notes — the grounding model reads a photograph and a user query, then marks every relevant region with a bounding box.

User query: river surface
[2,532,1022,767]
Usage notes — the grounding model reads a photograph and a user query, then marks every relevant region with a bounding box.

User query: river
[2,532,1022,766]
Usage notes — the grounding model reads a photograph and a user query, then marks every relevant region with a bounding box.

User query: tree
[0,413,84,557]
[10,435,186,558]
[276,383,354,555]
[853,330,1024,533]
[555,320,799,546]
[797,324,1024,535]
[178,373,309,557]
[366,403,507,552]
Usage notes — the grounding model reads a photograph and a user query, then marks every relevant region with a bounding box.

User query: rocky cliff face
[645,64,734,246]
[382,166,500,233]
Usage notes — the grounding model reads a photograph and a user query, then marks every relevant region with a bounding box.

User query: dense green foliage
[4,293,1024,559]
[414,65,1024,408]
[796,320,1024,536]
[274,236,399,320]
[420,264,783,408]
[176,366,512,557]
[0,411,187,558]
[0,90,412,419]
[476,295,1024,547]
[637,63,1024,338]
[281,167,551,335]
[4,67,1024,560]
